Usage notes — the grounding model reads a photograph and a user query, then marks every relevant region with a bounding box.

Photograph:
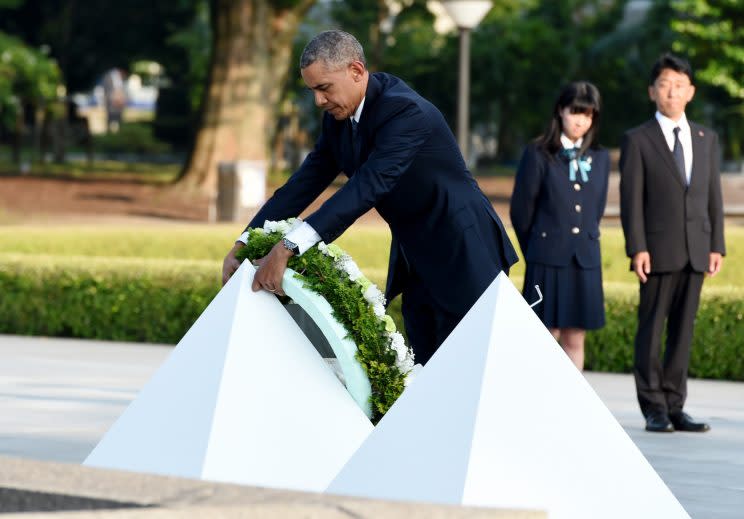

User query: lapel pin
[699,130,704,137]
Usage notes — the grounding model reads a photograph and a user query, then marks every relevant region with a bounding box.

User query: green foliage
[0,31,61,131]
[0,224,391,283]
[234,227,406,422]
[671,0,744,159]
[584,283,744,380]
[671,0,744,100]
[165,1,211,113]
[0,155,181,181]
[0,0,24,8]
[2,223,743,387]
[583,283,639,372]
[1,253,742,382]
[0,254,219,343]
[92,123,172,155]
[3,223,744,288]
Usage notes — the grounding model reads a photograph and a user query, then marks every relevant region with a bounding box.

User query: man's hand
[252,242,294,296]
[708,252,723,277]
[222,242,245,286]
[632,251,651,283]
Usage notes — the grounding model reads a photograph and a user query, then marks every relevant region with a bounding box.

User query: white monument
[327,273,689,518]
[85,262,373,493]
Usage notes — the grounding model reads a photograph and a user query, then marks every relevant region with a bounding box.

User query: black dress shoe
[645,412,674,432]
[669,411,710,432]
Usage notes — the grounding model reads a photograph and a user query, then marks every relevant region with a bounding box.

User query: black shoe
[645,412,674,432]
[669,411,710,432]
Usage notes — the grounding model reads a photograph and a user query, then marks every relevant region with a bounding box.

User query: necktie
[672,127,686,184]
[350,118,361,165]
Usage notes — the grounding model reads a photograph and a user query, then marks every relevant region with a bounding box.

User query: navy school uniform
[510,142,610,329]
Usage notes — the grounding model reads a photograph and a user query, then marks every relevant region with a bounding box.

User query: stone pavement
[0,334,742,518]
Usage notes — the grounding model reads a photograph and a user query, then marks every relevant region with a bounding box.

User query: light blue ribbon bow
[563,147,591,182]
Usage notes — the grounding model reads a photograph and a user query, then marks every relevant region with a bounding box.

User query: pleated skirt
[522,258,605,330]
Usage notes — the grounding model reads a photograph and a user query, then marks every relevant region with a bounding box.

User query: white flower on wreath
[389,331,415,375]
[336,255,363,282]
[389,332,407,362]
[363,285,386,317]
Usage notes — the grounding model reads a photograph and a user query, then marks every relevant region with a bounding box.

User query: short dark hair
[537,81,602,156]
[649,53,694,85]
[300,30,366,70]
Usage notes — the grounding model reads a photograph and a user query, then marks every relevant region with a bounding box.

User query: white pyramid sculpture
[328,272,689,518]
[85,261,373,493]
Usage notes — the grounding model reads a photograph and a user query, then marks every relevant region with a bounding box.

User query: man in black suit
[222,30,518,365]
[620,53,725,433]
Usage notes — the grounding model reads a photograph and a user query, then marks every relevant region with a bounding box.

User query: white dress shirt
[560,134,583,176]
[655,111,693,184]
[237,98,367,254]
[560,134,583,149]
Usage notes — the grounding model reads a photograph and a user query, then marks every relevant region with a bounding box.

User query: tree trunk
[177,0,314,193]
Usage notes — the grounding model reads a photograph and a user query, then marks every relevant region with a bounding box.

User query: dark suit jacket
[510,143,609,268]
[619,119,725,273]
[248,72,518,315]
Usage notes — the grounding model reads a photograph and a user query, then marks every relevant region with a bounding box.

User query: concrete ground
[0,334,742,519]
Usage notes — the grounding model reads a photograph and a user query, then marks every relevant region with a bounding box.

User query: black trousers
[634,266,704,417]
[401,274,464,366]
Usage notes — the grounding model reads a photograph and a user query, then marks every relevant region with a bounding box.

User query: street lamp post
[441,0,493,163]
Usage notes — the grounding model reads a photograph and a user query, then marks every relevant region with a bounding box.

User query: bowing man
[222,30,518,365]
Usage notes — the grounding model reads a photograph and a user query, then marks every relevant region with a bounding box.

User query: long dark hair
[537,81,601,157]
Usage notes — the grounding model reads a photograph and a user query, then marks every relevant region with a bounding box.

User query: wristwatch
[282,237,300,255]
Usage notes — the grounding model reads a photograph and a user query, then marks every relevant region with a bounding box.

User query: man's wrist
[281,237,300,256]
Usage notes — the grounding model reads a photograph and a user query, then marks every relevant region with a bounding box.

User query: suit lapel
[352,74,386,168]
[646,120,686,189]
[689,121,707,191]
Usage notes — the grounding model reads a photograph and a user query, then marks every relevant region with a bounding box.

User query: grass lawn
[1,223,741,292]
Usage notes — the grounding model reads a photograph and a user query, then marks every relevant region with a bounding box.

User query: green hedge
[1,254,742,381]
[0,254,220,343]
[585,282,744,380]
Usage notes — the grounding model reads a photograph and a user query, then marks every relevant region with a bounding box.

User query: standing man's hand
[708,252,723,277]
[222,242,244,286]
[632,251,651,283]
[252,242,294,296]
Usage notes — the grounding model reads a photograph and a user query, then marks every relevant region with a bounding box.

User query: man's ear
[686,84,696,103]
[349,61,366,81]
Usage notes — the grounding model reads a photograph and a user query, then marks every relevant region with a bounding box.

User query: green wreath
[235,219,414,422]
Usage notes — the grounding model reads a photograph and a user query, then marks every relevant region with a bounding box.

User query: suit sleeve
[597,149,610,220]
[619,132,647,257]
[509,145,543,255]
[708,131,726,255]
[246,119,339,231]
[305,100,432,243]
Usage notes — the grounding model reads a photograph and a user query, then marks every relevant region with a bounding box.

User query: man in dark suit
[620,53,725,433]
[222,30,518,365]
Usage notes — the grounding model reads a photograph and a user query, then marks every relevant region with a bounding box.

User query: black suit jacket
[510,143,609,268]
[619,119,725,273]
[249,72,518,315]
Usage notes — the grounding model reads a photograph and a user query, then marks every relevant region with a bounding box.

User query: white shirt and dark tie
[655,111,692,185]
[237,99,367,253]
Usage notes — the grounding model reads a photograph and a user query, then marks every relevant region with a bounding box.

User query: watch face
[283,238,298,253]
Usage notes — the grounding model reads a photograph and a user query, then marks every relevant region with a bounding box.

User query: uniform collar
[560,133,583,149]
